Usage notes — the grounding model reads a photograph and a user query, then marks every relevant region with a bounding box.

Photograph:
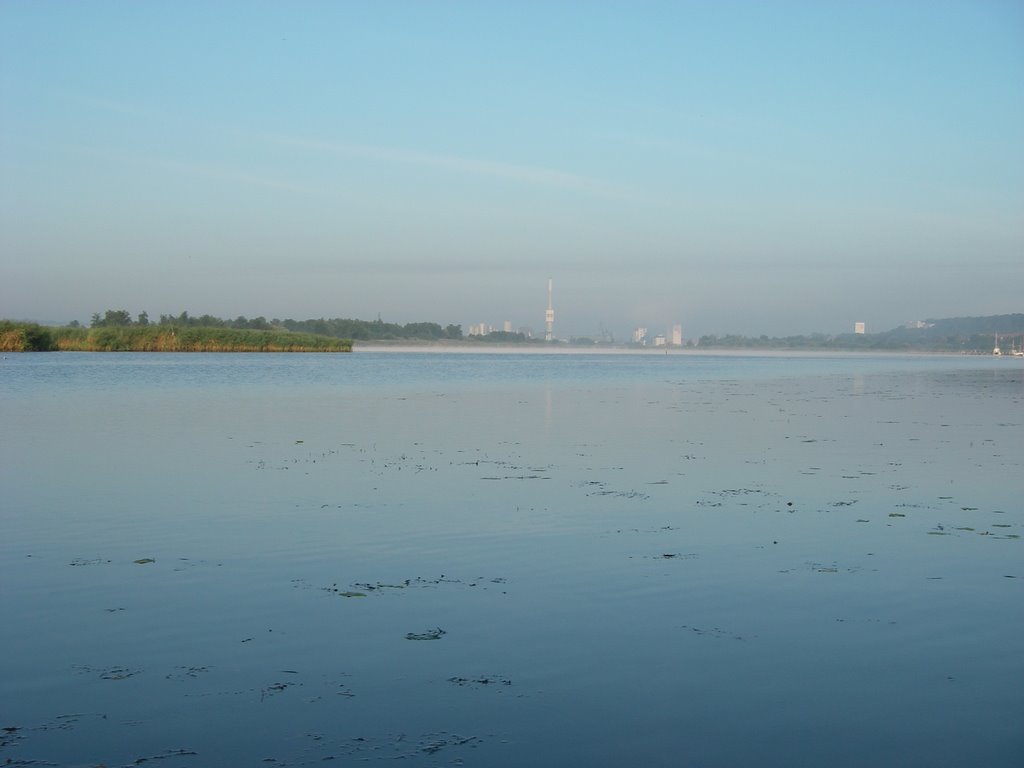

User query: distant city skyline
[8,276,1014,344]
[2,3,1022,337]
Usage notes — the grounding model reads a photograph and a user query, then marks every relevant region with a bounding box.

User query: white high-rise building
[854,322,866,334]
[503,320,513,333]
[544,279,555,341]
[633,327,648,344]
[671,324,683,346]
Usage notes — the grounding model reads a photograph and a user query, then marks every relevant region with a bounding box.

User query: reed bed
[1,322,351,352]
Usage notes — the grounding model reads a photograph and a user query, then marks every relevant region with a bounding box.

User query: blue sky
[2,1,1022,338]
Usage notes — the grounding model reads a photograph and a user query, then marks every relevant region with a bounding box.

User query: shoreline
[351,341,980,357]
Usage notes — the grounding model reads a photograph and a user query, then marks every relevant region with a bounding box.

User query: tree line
[87,310,463,341]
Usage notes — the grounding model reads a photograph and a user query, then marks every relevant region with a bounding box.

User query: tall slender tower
[545,279,555,341]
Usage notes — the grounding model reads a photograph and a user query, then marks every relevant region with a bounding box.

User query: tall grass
[2,323,351,352]
[1,322,58,351]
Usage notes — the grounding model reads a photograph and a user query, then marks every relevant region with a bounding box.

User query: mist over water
[1,352,1021,766]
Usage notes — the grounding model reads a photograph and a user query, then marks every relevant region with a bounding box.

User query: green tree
[403,322,444,339]
[92,309,132,327]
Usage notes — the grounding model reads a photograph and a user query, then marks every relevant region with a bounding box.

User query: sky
[1,1,1022,339]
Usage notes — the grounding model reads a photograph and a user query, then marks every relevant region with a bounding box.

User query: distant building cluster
[632,323,686,347]
[468,278,553,340]
[465,280,691,346]
[468,321,528,337]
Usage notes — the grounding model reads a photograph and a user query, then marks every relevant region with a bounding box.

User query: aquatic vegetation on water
[448,675,512,688]
[405,628,447,641]
[73,665,141,681]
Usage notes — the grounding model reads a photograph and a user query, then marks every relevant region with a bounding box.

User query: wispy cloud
[54,142,315,196]
[270,135,631,199]
[53,91,630,199]
[149,156,315,195]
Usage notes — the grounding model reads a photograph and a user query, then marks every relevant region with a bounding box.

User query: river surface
[1,351,1022,767]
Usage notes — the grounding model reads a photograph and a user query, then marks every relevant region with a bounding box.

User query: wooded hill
[697,314,1024,352]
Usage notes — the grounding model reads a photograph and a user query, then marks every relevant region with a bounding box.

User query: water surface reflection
[1,353,1021,766]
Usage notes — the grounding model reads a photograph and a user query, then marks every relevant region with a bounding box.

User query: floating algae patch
[352,581,408,591]
[74,664,141,680]
[321,582,403,596]
[260,681,300,701]
[406,628,446,641]
[587,487,649,499]
[69,557,110,566]
[284,730,483,762]
[0,726,24,749]
[449,675,512,688]
[681,625,747,641]
[137,748,198,761]
[166,666,211,681]
[324,575,507,597]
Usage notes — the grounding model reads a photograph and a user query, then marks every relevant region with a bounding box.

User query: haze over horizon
[2,2,1022,340]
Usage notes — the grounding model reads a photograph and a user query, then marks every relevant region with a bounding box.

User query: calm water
[1,351,1022,767]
